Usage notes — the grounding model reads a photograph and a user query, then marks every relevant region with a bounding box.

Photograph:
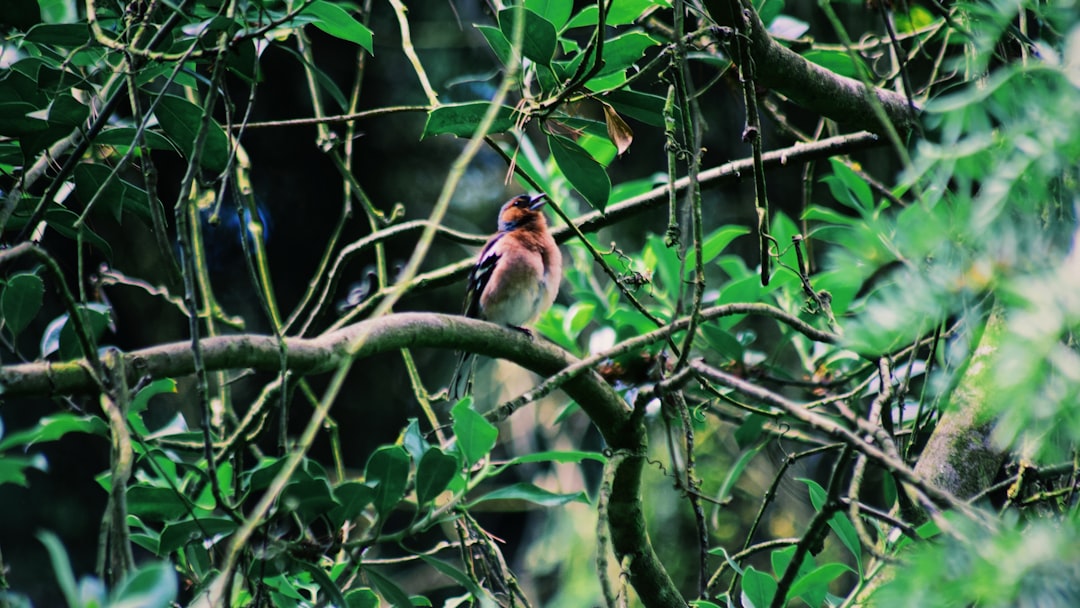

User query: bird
[448,193,562,400]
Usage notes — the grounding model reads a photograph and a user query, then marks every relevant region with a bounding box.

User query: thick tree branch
[702,0,919,138]
[0,312,683,606]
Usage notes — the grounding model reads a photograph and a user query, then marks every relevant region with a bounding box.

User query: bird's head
[497,194,548,232]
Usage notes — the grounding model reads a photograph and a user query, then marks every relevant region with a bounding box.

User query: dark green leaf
[685,225,751,277]
[46,94,88,128]
[24,23,90,46]
[499,8,557,65]
[0,102,48,136]
[159,517,237,554]
[0,453,48,487]
[770,546,816,593]
[365,445,410,518]
[421,102,519,139]
[826,158,874,212]
[328,481,375,528]
[365,568,413,608]
[468,482,589,508]
[717,444,762,503]
[0,413,107,451]
[699,325,744,363]
[126,486,189,522]
[732,413,766,449]
[281,478,338,520]
[109,561,177,608]
[799,478,863,574]
[2,272,44,339]
[73,162,151,224]
[740,566,777,608]
[419,555,492,601]
[57,303,111,361]
[153,95,231,173]
[344,588,379,608]
[547,134,610,211]
[600,89,677,127]
[295,559,348,608]
[451,399,498,466]
[303,1,374,54]
[475,25,512,66]
[95,127,177,151]
[37,531,80,608]
[415,448,458,505]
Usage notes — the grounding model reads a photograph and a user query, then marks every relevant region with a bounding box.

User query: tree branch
[701,0,919,138]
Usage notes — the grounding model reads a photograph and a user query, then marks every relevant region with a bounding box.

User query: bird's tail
[449,351,476,401]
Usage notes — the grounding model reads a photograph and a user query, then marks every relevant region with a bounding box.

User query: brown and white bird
[448,193,562,400]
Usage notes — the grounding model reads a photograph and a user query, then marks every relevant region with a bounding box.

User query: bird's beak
[528,194,548,210]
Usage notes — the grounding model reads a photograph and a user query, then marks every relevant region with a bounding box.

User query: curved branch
[702,0,919,138]
[0,312,683,605]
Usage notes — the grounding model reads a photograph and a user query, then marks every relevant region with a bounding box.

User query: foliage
[0,0,1079,606]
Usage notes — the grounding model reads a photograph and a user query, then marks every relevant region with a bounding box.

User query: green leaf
[110,562,177,608]
[770,546,816,601]
[37,531,80,608]
[153,95,232,173]
[685,225,751,276]
[799,478,863,574]
[281,477,339,520]
[295,559,349,608]
[126,486,189,522]
[548,134,610,211]
[802,48,869,79]
[24,23,90,46]
[525,0,573,30]
[0,101,47,136]
[46,93,88,128]
[716,444,762,504]
[158,517,237,554]
[415,448,458,505]
[365,568,413,608]
[400,418,431,462]
[468,482,589,508]
[787,562,853,607]
[475,25,512,66]
[740,566,777,608]
[344,588,380,608]
[43,207,113,256]
[500,449,605,468]
[2,272,44,339]
[419,555,493,601]
[328,481,376,528]
[825,158,874,213]
[0,413,107,451]
[74,162,151,224]
[303,1,374,54]
[600,89,676,127]
[589,31,660,80]
[0,453,48,487]
[56,302,111,361]
[421,102,519,139]
[607,0,661,25]
[365,445,410,518]
[498,8,557,65]
[94,127,176,151]
[452,399,498,466]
